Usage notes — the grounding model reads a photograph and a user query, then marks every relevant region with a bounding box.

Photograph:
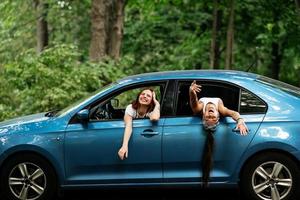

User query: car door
[162,80,267,183]
[64,83,166,185]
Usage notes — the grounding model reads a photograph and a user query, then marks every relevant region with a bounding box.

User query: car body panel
[64,118,165,184]
[162,114,265,184]
[0,114,69,184]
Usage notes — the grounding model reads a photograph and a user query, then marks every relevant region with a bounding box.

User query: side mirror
[111,98,119,107]
[76,109,89,122]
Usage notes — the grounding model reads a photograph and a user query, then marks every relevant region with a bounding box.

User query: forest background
[0,0,299,121]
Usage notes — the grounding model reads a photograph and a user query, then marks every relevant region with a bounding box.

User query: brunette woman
[118,88,160,160]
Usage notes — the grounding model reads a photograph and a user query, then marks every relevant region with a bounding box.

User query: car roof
[117,70,259,84]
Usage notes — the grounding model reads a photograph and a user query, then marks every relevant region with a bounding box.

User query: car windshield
[55,83,116,117]
[256,75,300,98]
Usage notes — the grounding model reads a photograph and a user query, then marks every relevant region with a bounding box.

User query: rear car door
[162,80,267,183]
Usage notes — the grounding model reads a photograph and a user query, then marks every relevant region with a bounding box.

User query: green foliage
[0,0,35,64]
[236,0,300,79]
[0,74,17,120]
[123,0,212,72]
[46,0,91,58]
[0,44,130,121]
[0,0,300,121]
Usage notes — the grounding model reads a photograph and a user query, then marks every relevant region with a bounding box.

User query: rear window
[175,80,267,116]
[257,76,300,98]
[176,81,239,116]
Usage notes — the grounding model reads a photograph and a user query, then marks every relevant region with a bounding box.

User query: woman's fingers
[238,124,248,136]
[118,150,123,160]
[118,148,128,160]
[190,82,202,93]
[194,86,201,93]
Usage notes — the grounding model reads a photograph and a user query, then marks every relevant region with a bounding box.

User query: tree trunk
[34,0,48,54]
[89,0,109,61]
[109,0,125,60]
[89,0,126,62]
[296,0,300,12]
[210,0,222,69]
[268,6,285,80]
[269,42,282,80]
[296,0,300,21]
[225,0,235,70]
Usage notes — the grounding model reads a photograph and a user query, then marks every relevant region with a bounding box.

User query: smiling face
[138,89,153,106]
[203,102,220,126]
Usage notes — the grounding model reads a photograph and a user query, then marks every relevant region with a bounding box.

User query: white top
[125,104,151,118]
[199,97,220,113]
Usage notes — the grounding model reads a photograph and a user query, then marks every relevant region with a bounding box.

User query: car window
[176,81,239,116]
[239,89,267,114]
[89,84,165,121]
[175,80,267,116]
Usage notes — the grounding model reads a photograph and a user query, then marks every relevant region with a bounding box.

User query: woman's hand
[118,145,128,160]
[189,80,202,96]
[152,91,159,105]
[150,91,160,121]
[236,118,249,136]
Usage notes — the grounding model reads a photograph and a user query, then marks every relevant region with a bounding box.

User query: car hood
[0,112,49,130]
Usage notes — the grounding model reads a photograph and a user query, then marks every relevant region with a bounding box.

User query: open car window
[88,83,166,121]
[176,81,239,116]
[175,80,266,116]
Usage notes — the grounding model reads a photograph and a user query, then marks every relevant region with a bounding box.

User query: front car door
[64,82,167,185]
[162,80,267,184]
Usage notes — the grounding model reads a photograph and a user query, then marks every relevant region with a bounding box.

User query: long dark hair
[202,130,215,188]
[131,88,155,113]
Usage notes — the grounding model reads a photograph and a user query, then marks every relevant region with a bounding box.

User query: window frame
[172,79,267,117]
[69,80,169,124]
[239,88,268,115]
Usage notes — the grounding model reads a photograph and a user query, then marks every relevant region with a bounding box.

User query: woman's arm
[218,99,248,135]
[189,80,203,114]
[149,91,160,121]
[118,114,133,160]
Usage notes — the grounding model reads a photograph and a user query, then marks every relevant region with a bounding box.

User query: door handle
[232,128,251,133]
[141,129,159,137]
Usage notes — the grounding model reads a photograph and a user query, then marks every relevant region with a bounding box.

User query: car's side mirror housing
[76,109,89,122]
[111,98,119,108]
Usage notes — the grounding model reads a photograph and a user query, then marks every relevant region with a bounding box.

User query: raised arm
[118,114,133,160]
[189,80,203,114]
[149,91,160,121]
[218,99,248,135]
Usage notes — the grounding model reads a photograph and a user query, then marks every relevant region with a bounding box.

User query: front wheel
[240,152,300,200]
[0,153,57,200]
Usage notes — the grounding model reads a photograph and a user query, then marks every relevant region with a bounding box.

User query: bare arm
[218,99,248,135]
[189,80,203,114]
[149,91,160,121]
[118,114,133,160]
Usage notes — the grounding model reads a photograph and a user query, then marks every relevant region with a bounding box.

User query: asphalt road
[61,187,242,200]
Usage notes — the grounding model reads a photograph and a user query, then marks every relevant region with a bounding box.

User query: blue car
[0,70,300,200]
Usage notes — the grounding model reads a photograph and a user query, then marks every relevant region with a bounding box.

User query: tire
[240,152,300,200]
[0,153,57,200]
